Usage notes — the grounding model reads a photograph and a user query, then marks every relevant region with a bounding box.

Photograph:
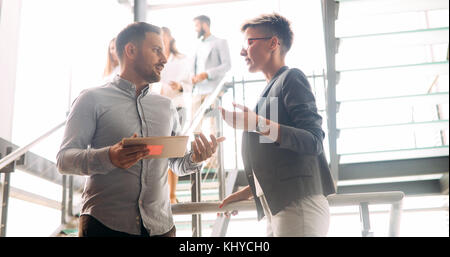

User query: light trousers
[260,194,330,237]
[191,94,217,135]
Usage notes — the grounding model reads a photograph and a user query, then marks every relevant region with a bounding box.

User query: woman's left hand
[218,102,258,131]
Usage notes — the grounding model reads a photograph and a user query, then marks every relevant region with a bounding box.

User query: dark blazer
[242,66,336,220]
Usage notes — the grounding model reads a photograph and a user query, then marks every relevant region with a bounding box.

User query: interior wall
[0,0,22,141]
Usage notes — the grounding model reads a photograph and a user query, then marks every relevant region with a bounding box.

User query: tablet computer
[122,136,189,159]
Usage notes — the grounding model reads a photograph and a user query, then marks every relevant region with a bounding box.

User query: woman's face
[240,27,273,73]
[109,40,118,63]
[162,31,171,48]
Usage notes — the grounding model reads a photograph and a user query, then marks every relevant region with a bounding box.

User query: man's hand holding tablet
[110,133,225,169]
[109,134,149,169]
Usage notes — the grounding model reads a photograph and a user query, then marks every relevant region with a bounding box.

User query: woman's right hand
[218,186,253,217]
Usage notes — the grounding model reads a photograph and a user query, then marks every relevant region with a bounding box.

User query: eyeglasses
[242,37,273,50]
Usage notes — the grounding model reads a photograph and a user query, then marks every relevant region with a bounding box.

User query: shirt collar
[201,34,215,42]
[112,75,150,98]
[269,66,289,85]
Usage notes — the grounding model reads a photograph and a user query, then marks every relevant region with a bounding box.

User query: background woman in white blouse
[102,37,120,81]
[160,26,193,204]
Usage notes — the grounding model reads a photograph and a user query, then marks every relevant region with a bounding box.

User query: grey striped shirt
[57,75,202,235]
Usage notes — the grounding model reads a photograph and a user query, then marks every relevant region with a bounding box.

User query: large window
[9,0,131,236]
[335,0,449,163]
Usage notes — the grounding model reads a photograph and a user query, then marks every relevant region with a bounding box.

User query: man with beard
[57,22,224,237]
[190,15,231,135]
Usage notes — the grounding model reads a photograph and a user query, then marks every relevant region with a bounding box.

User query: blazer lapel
[254,66,289,113]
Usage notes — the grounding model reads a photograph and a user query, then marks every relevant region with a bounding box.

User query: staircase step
[61,228,78,237]
[176,181,219,191]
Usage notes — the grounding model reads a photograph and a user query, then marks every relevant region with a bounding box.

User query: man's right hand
[109,134,149,169]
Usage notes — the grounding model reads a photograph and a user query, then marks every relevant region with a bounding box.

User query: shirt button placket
[138,97,148,137]
[136,96,145,229]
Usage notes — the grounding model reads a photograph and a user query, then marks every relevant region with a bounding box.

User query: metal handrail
[171,199,255,215]
[181,76,229,136]
[171,191,405,237]
[0,121,66,171]
[172,191,405,214]
[327,191,404,206]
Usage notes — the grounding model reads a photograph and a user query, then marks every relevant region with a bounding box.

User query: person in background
[190,14,231,170]
[102,37,120,81]
[57,22,224,237]
[191,15,231,133]
[218,13,335,237]
[160,26,193,204]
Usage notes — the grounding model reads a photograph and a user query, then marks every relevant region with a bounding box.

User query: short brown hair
[193,15,211,27]
[116,22,161,61]
[241,13,293,56]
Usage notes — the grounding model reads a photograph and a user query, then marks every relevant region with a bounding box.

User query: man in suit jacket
[191,15,231,95]
[190,15,231,136]
[219,14,336,237]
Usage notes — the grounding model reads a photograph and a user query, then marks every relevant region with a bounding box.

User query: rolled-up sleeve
[167,103,203,176]
[169,150,202,176]
[56,90,117,176]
